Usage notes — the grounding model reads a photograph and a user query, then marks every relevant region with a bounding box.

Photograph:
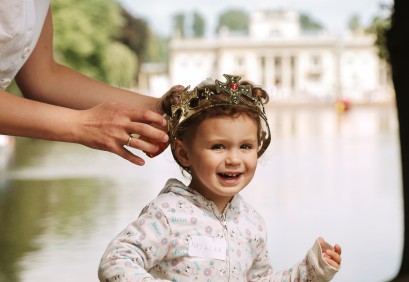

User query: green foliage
[173,13,186,37]
[348,14,361,32]
[104,42,137,87]
[0,175,111,281]
[216,9,249,33]
[51,0,137,86]
[192,11,205,37]
[369,17,391,62]
[5,81,22,97]
[172,11,206,38]
[367,4,392,63]
[116,9,149,62]
[299,13,323,31]
[143,28,169,63]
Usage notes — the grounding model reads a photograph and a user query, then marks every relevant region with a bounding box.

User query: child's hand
[318,237,342,269]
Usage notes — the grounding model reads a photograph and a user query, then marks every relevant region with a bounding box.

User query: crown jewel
[169,74,271,158]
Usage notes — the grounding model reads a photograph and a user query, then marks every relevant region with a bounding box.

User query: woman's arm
[3,7,182,165]
[16,8,162,112]
[0,88,167,165]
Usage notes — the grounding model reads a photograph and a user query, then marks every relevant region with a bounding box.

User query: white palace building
[167,10,392,103]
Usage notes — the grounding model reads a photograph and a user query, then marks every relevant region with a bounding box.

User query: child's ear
[174,139,191,167]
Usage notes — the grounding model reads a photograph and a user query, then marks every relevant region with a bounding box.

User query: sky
[118,0,392,37]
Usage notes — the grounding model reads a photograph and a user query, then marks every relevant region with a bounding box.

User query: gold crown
[168,74,271,158]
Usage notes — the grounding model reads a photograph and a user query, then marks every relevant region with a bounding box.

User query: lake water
[0,104,402,282]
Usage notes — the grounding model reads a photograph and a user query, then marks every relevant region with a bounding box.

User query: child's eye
[241,144,253,150]
[211,144,225,150]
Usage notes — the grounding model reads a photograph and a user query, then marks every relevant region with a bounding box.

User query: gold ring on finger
[126,133,140,147]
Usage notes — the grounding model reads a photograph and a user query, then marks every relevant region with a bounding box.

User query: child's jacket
[98,178,338,281]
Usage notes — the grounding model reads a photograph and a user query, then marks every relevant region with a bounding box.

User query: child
[98,74,342,281]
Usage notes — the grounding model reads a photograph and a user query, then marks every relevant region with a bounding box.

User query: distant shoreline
[266,100,395,109]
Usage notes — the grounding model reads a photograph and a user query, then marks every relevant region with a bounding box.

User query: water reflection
[0,177,114,282]
[269,105,397,139]
[0,105,402,282]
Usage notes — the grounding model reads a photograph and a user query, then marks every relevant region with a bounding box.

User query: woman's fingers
[79,102,170,165]
[128,107,168,127]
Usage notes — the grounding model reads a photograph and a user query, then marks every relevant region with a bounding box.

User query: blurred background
[0,0,400,281]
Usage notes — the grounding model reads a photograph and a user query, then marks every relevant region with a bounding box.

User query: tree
[104,42,137,87]
[370,16,391,62]
[216,9,249,34]
[51,0,137,86]
[116,8,149,63]
[143,28,169,63]
[348,14,361,32]
[299,13,323,31]
[192,11,206,38]
[173,13,186,37]
[115,8,150,83]
[172,11,206,38]
[367,4,392,63]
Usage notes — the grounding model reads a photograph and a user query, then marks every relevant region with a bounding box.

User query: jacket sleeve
[98,204,172,282]
[248,238,339,282]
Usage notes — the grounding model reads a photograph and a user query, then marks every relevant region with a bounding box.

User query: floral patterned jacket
[98,178,338,282]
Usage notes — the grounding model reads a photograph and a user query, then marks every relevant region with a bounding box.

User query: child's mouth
[218,173,241,179]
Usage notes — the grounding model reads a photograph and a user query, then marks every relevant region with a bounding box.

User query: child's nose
[225,151,241,165]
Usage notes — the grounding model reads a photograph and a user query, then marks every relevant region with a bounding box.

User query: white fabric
[0,0,50,90]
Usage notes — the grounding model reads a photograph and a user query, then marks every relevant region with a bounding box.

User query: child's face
[181,113,259,212]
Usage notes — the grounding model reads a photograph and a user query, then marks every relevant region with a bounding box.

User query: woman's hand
[12,7,186,165]
[135,84,185,158]
[77,101,169,166]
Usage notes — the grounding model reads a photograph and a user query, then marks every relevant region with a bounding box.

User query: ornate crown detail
[168,74,271,158]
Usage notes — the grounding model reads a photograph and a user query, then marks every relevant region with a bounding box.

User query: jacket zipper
[220,206,230,281]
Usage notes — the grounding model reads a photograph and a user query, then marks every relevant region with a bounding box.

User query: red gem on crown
[230,83,238,90]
